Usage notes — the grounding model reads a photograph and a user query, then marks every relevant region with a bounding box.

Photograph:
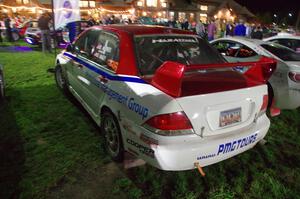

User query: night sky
[235,0,300,14]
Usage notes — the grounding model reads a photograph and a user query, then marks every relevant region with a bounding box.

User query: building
[0,0,255,23]
[133,0,255,23]
[0,0,50,17]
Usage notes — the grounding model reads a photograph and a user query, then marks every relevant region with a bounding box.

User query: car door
[65,30,99,108]
[83,30,120,115]
[72,30,100,112]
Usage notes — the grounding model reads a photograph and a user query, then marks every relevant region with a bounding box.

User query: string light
[0,3,134,15]
[0,4,51,12]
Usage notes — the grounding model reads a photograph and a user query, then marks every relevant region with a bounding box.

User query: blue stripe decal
[63,52,147,84]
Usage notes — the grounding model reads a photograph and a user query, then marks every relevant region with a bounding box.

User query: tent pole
[51,0,57,57]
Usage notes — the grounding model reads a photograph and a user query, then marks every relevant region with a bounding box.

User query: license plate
[219,107,241,127]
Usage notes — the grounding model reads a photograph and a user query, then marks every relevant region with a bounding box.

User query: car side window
[236,45,257,58]
[90,31,120,72]
[74,30,100,58]
[275,39,294,50]
[212,41,241,57]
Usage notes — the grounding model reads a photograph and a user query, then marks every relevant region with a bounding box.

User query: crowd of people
[0,13,283,52]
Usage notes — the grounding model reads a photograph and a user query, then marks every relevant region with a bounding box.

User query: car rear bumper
[137,114,270,171]
[275,88,300,109]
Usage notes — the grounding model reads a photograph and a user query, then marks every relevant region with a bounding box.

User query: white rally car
[211,37,300,110]
[55,25,276,171]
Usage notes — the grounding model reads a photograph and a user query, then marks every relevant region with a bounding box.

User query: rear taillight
[143,111,194,136]
[288,72,300,83]
[258,94,268,117]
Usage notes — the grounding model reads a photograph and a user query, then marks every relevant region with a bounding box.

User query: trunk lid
[176,85,266,137]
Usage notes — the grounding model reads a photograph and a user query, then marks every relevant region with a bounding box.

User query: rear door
[81,30,120,114]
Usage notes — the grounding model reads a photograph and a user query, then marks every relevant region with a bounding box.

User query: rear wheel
[55,65,69,95]
[101,111,124,162]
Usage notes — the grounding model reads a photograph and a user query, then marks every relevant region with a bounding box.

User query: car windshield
[134,35,225,75]
[260,43,300,61]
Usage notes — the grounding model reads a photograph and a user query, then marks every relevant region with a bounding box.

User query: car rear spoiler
[151,56,277,98]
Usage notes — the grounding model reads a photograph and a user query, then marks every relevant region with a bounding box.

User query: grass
[0,41,300,199]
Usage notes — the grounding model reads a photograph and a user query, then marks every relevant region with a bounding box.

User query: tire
[101,111,124,162]
[12,32,20,41]
[267,82,274,108]
[1,32,6,39]
[55,65,69,95]
[0,71,5,102]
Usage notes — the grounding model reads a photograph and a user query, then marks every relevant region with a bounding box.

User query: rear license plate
[219,107,241,127]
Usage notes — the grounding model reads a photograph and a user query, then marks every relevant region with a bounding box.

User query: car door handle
[73,62,83,68]
[98,75,108,84]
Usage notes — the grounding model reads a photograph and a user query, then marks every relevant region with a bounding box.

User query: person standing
[4,15,13,42]
[251,26,263,40]
[38,13,52,53]
[207,20,217,41]
[195,19,205,38]
[234,20,246,36]
[225,22,234,37]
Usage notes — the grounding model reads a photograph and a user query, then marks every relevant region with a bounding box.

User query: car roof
[97,25,194,36]
[212,36,267,46]
[263,34,300,41]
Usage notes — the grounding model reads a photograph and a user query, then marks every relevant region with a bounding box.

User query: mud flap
[123,152,146,169]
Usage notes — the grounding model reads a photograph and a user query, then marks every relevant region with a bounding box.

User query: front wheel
[101,111,124,162]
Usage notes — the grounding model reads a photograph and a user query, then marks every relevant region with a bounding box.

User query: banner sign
[53,0,80,29]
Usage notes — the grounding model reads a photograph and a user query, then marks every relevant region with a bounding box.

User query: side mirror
[66,44,74,52]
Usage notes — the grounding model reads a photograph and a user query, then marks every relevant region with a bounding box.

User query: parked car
[0,21,20,41]
[0,64,5,102]
[24,20,42,45]
[18,20,39,38]
[211,37,300,110]
[24,20,93,46]
[263,33,300,53]
[55,25,276,171]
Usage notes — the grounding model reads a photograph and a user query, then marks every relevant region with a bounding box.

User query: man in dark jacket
[4,15,13,42]
[251,26,263,40]
[38,13,52,53]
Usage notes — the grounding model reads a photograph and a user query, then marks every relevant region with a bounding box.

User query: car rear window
[134,35,225,75]
[261,43,300,61]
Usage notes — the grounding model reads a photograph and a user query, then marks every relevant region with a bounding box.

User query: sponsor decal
[85,71,149,120]
[140,134,158,147]
[127,139,154,158]
[152,38,197,44]
[128,98,149,120]
[197,133,258,160]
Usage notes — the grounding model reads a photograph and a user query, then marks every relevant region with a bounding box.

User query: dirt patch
[47,162,128,199]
